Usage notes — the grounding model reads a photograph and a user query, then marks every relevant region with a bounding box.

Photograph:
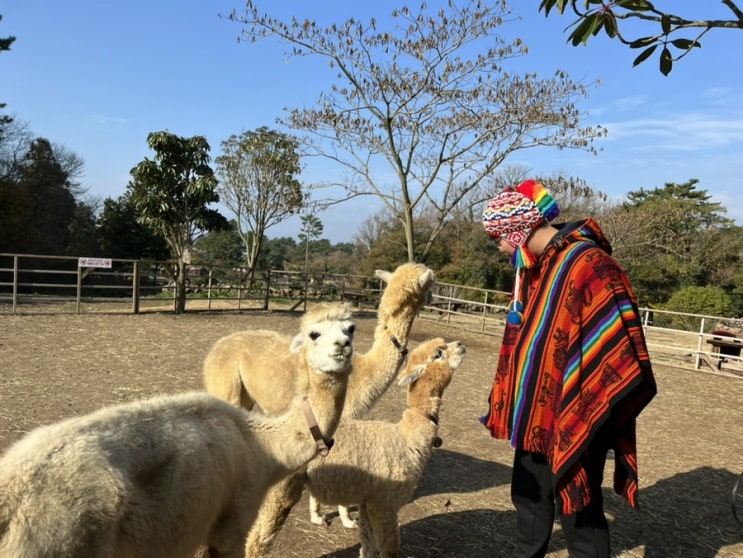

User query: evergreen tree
[97,195,170,260]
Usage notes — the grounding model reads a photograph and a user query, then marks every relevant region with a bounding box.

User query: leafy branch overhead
[539,0,743,75]
[1,14,17,125]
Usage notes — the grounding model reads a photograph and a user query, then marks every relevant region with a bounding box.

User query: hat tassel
[507,268,524,326]
[512,244,537,269]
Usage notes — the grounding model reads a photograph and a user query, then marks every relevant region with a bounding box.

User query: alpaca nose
[334,337,353,356]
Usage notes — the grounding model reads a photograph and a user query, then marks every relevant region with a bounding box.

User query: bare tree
[538,0,743,75]
[538,173,612,222]
[0,119,32,180]
[228,0,605,262]
[51,142,87,199]
[215,127,307,284]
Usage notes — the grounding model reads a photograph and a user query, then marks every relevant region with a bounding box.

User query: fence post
[207,266,213,311]
[695,317,706,370]
[12,255,19,314]
[263,269,270,311]
[76,265,83,314]
[481,290,489,333]
[132,260,140,314]
[237,269,243,311]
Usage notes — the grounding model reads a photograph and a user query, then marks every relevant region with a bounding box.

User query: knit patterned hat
[482,180,559,325]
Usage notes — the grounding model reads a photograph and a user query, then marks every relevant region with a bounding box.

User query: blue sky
[3,1,742,243]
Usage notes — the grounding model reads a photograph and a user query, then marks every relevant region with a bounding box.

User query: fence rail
[1,253,740,375]
[0,253,381,315]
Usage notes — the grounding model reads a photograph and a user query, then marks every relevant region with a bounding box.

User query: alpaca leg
[244,473,305,557]
[308,493,324,526]
[338,504,358,529]
[357,503,378,558]
[366,506,401,558]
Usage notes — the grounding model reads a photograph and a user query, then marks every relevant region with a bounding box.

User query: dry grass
[0,310,741,557]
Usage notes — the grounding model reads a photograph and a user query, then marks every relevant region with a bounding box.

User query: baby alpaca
[305,337,466,558]
[0,303,355,558]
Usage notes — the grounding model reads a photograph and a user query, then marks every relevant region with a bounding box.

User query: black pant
[511,447,610,558]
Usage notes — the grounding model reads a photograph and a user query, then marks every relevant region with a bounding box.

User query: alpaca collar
[410,408,443,448]
[384,326,408,356]
[300,399,334,457]
[411,407,439,426]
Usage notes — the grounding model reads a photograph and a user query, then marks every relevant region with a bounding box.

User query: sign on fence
[78,257,112,269]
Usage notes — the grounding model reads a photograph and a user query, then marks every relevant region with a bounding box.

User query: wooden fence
[1,253,740,375]
[0,253,379,314]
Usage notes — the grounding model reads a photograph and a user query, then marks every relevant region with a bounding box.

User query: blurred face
[492,236,515,257]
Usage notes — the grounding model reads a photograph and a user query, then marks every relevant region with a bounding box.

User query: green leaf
[632,44,657,67]
[670,38,700,50]
[602,13,618,38]
[660,46,673,75]
[569,14,601,46]
[616,0,655,11]
[629,36,656,49]
[661,14,671,35]
[539,0,559,16]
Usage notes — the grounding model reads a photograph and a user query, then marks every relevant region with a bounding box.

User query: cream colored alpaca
[202,263,435,556]
[0,303,355,558]
[203,263,435,418]
[306,337,466,558]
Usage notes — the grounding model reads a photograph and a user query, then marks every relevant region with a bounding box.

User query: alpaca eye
[433,348,444,359]
[347,324,355,336]
[309,331,321,341]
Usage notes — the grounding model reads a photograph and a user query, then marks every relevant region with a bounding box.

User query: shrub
[662,286,733,331]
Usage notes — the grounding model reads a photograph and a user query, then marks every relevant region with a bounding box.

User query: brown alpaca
[306,337,467,557]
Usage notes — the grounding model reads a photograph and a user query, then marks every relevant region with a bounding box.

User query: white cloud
[89,114,129,125]
[613,95,648,111]
[601,113,743,151]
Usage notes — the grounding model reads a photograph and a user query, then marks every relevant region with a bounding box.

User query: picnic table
[706,331,742,370]
[427,300,464,321]
[340,289,376,307]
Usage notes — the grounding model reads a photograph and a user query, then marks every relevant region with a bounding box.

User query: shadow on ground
[318,466,743,558]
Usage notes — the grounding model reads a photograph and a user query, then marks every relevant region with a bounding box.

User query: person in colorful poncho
[481,179,657,558]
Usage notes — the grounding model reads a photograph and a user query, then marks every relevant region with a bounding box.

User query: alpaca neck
[343,314,417,420]
[405,396,443,449]
[410,396,442,423]
[254,363,348,479]
[304,368,348,447]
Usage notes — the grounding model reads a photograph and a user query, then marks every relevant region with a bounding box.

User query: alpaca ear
[375,269,392,283]
[289,333,305,353]
[420,269,435,289]
[398,364,426,386]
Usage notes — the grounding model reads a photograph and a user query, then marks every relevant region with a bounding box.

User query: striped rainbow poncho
[482,218,657,514]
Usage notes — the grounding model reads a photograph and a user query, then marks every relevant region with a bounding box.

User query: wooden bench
[706,332,742,370]
[428,300,464,321]
[340,289,368,307]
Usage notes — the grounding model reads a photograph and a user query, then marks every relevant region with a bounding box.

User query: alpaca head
[374,263,436,324]
[398,337,466,408]
[290,303,356,375]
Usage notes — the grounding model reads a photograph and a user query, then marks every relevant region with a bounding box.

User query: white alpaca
[202,263,435,555]
[0,303,355,558]
[306,337,467,558]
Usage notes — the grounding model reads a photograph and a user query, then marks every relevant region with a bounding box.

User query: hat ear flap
[512,245,537,269]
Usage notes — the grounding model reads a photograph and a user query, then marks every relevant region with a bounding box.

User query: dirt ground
[1,309,742,557]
